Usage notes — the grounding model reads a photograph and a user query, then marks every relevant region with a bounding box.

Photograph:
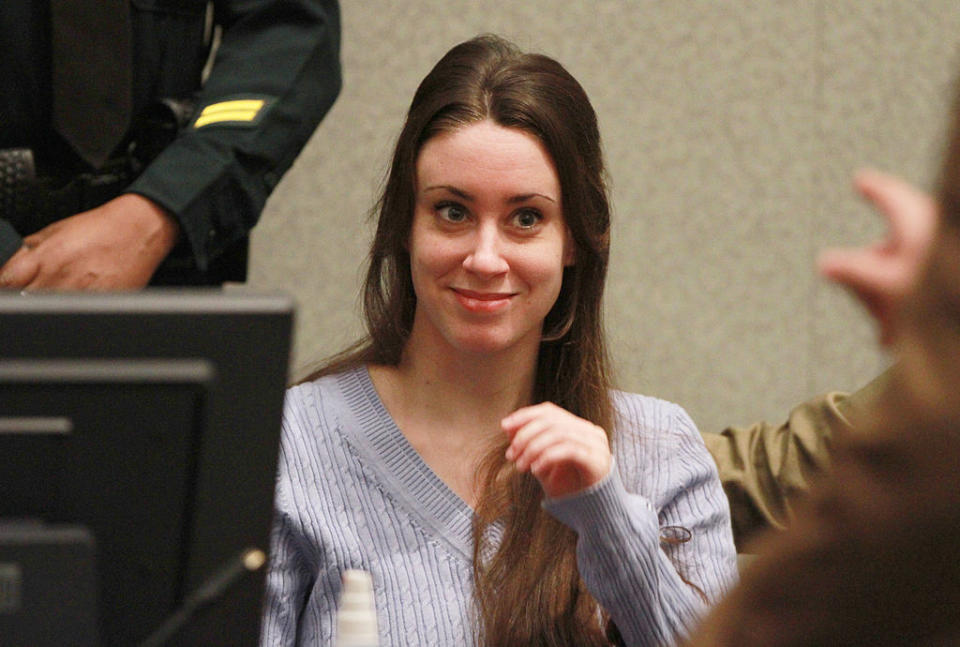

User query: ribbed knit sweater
[260,366,737,646]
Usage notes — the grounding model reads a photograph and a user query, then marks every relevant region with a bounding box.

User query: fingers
[852,168,938,266]
[503,402,592,468]
[7,205,164,290]
[501,401,555,431]
[503,416,549,466]
[510,424,592,473]
[818,169,939,345]
[0,246,41,289]
[817,242,899,297]
[527,436,593,481]
[853,168,936,237]
[22,221,57,248]
[502,402,611,498]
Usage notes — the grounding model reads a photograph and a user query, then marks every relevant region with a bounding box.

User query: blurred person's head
[689,76,960,647]
[896,89,960,423]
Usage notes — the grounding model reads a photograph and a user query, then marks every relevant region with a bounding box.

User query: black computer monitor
[0,291,293,646]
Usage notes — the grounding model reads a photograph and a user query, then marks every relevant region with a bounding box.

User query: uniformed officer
[0,0,341,288]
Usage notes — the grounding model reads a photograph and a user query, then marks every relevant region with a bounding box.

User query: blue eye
[513,209,542,229]
[436,202,468,223]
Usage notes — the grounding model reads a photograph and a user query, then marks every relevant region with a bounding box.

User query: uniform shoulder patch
[192,95,276,129]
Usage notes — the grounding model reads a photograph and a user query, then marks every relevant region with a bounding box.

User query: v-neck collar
[333,365,477,561]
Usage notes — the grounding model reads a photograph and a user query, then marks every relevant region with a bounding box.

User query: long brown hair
[305,35,617,645]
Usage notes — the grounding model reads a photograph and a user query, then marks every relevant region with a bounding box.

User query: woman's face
[407,119,573,357]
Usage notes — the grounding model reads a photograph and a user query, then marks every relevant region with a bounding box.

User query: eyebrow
[422,185,557,204]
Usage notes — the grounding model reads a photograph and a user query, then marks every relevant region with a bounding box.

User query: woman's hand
[502,402,612,499]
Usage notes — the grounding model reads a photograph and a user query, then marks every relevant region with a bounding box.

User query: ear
[818,169,938,345]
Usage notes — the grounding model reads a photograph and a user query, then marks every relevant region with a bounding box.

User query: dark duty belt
[1,148,138,234]
[0,148,33,266]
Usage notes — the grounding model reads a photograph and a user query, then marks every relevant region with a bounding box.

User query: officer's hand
[0,194,179,290]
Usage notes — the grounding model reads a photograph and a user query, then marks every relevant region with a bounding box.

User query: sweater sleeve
[544,401,738,647]
[127,0,342,272]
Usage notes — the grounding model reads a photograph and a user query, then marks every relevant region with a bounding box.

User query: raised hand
[818,169,938,344]
[502,402,612,499]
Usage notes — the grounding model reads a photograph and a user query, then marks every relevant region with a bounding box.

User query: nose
[462,224,509,277]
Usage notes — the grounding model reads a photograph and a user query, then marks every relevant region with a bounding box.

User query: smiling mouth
[451,288,515,313]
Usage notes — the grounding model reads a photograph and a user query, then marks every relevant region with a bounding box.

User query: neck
[372,324,540,440]
[366,324,541,508]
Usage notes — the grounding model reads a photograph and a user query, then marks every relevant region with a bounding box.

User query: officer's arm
[126,0,342,274]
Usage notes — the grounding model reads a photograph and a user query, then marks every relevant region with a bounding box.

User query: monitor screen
[0,291,293,646]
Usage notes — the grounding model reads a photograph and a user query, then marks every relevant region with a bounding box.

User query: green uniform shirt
[1,1,341,283]
[126,0,342,281]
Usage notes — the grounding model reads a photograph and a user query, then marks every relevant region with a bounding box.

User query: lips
[451,288,515,313]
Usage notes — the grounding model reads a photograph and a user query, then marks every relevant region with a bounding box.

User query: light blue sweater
[260,366,737,646]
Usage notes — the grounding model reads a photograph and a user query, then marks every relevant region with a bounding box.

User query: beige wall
[242,1,960,435]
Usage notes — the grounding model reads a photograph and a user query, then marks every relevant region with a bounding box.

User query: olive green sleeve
[704,372,889,549]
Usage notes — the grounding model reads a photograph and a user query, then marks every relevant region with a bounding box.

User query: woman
[261,35,737,647]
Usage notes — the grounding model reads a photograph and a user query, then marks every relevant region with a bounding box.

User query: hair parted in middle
[311,34,621,645]
[364,34,611,366]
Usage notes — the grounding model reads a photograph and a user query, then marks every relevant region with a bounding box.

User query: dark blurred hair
[938,82,960,232]
[305,35,617,645]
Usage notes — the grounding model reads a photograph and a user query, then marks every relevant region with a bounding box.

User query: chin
[451,335,514,356]
[445,326,537,357]
[447,328,517,354]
